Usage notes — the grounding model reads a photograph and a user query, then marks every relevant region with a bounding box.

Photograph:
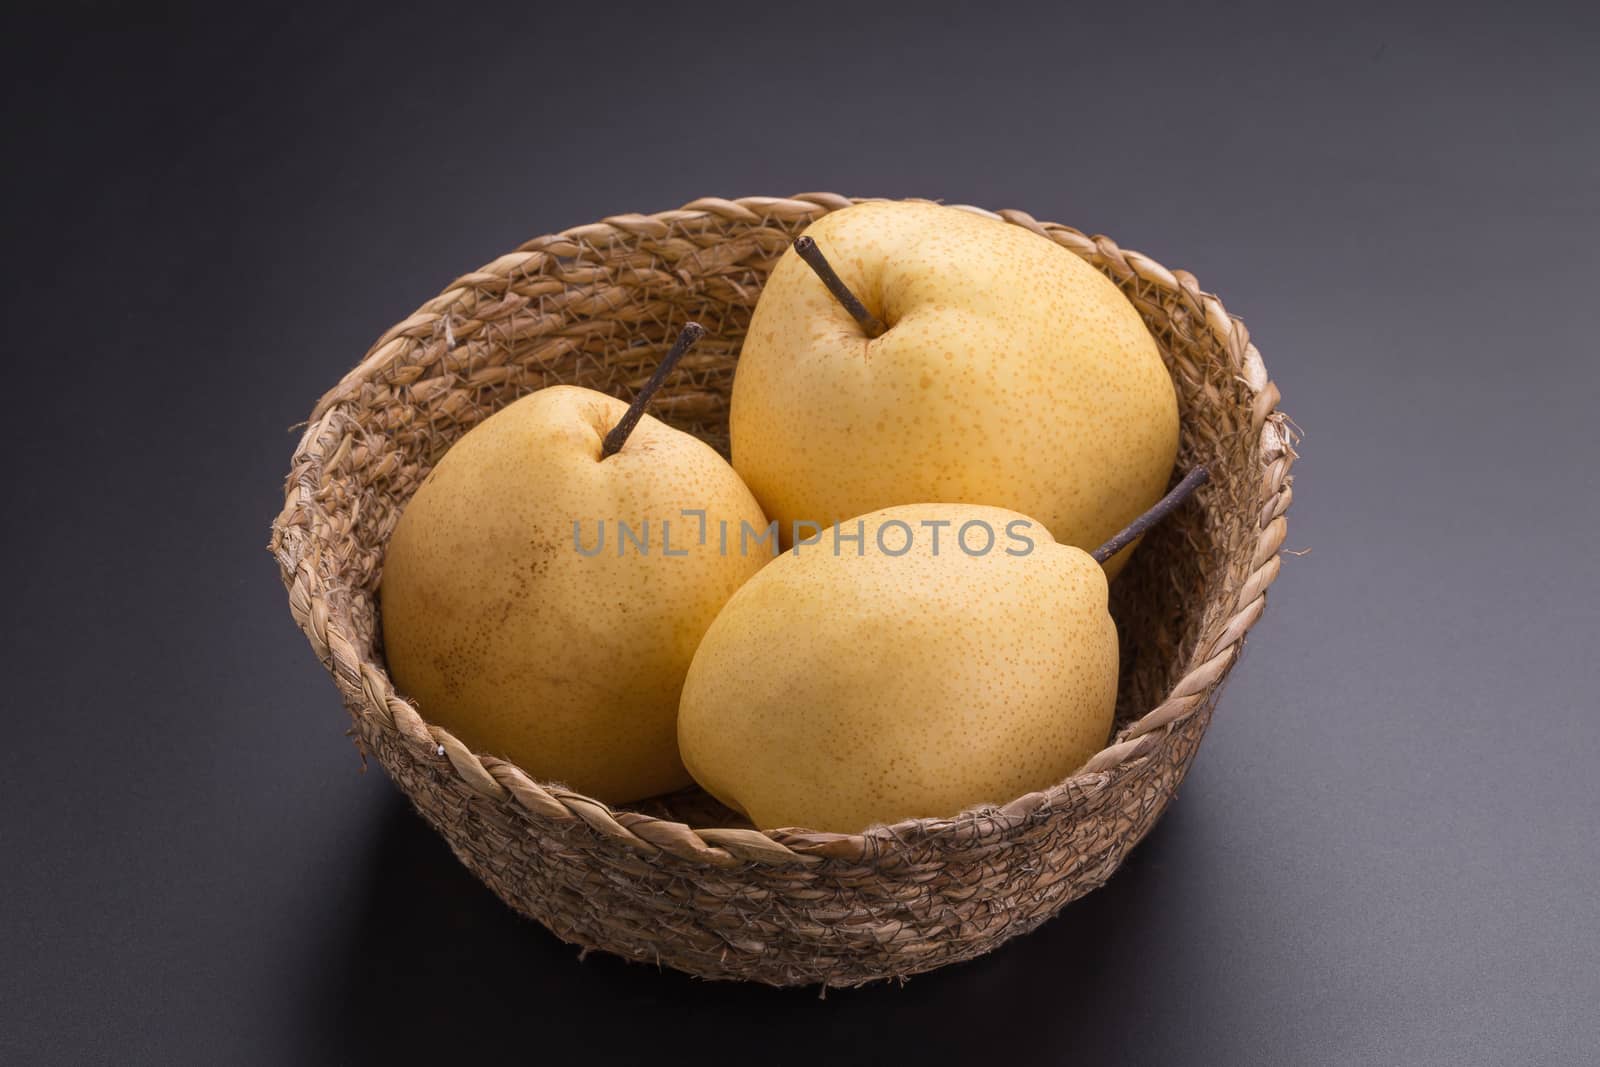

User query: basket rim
[270,192,1295,868]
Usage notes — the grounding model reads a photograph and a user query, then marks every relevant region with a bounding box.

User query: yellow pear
[381,329,770,804]
[731,200,1178,576]
[678,503,1119,833]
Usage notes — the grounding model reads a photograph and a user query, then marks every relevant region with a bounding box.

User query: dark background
[3,2,1597,1063]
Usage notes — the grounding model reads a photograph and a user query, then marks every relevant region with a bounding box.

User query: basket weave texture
[271,193,1295,987]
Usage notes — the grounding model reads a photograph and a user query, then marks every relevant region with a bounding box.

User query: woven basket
[270,193,1295,988]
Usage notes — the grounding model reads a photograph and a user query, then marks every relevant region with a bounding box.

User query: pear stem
[793,235,887,338]
[600,322,705,459]
[1091,466,1211,564]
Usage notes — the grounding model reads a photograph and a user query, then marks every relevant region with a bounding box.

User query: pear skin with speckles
[731,200,1178,577]
[678,504,1118,834]
[380,385,770,805]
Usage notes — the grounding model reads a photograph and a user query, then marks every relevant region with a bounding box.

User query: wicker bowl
[271,193,1294,988]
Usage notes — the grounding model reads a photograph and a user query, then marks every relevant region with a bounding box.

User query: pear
[678,503,1113,833]
[381,326,770,805]
[678,472,1207,834]
[731,200,1178,576]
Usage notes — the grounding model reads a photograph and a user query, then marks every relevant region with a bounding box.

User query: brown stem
[1091,466,1210,564]
[600,322,705,458]
[793,236,887,338]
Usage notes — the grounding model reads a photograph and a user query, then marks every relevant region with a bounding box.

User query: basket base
[353,692,1217,988]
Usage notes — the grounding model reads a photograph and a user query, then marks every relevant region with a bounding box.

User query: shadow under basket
[270,193,1296,988]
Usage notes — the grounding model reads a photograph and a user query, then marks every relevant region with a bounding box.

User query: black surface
[4,3,1598,1063]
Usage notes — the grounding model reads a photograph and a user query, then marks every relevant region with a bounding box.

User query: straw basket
[270,193,1295,988]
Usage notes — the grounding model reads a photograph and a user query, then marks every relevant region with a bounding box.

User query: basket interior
[309,207,1260,829]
